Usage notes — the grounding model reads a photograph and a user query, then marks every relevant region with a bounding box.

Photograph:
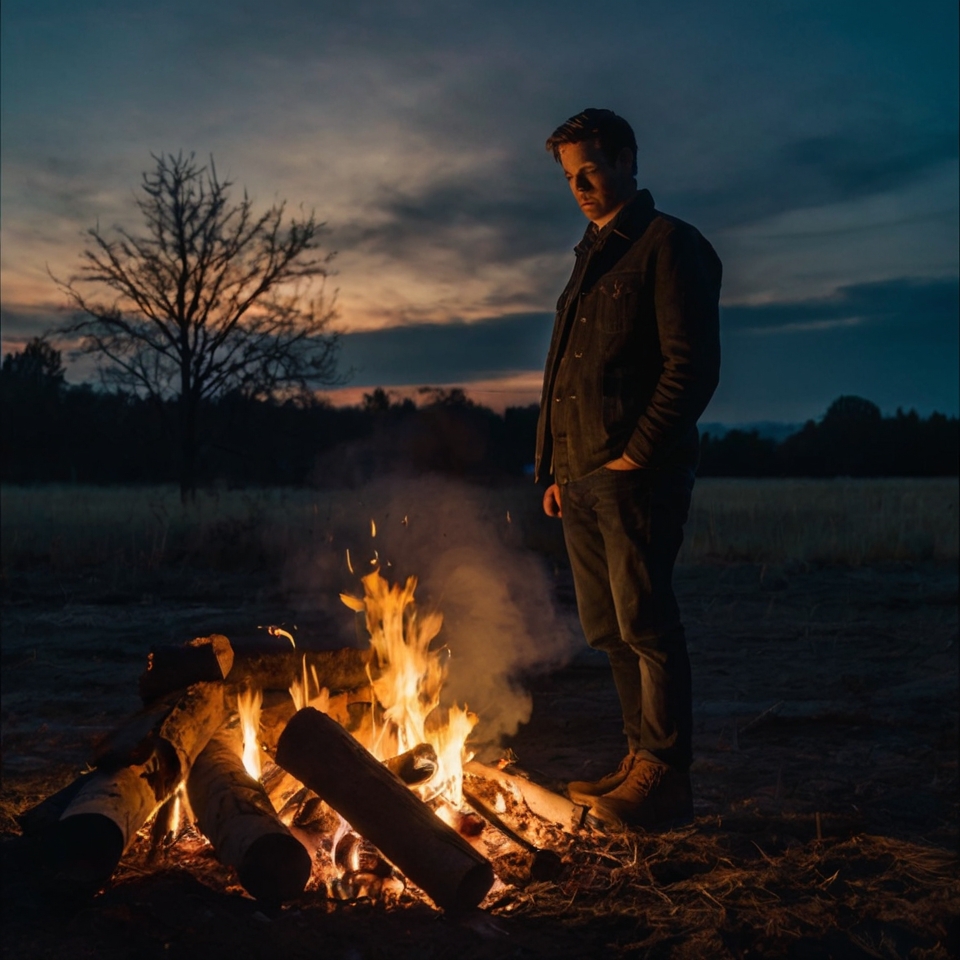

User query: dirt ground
[2,558,957,959]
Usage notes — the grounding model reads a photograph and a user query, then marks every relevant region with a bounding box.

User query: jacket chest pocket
[594,272,646,333]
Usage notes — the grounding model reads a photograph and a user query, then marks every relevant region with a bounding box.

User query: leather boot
[588,758,693,831]
[567,752,639,803]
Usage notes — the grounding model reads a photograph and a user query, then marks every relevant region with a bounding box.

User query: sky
[1,0,957,423]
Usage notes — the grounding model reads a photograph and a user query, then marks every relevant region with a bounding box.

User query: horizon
[2,1,957,422]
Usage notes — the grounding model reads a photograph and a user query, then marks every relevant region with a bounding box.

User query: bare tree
[56,152,342,500]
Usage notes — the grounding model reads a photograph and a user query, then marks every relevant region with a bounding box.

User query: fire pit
[18,567,587,915]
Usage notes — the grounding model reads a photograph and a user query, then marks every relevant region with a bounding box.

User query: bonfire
[18,546,585,914]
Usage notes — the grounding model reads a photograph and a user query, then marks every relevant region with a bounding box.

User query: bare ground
[2,559,957,959]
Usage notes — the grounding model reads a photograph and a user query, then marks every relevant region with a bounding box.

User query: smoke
[284,475,577,750]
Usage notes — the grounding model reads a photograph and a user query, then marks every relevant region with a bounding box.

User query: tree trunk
[51,682,225,887]
[276,707,493,914]
[179,390,198,503]
[187,726,312,903]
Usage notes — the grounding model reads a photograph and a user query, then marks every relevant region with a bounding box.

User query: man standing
[536,108,721,830]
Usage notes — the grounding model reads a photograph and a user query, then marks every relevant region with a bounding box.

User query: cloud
[666,129,958,231]
[338,312,554,386]
[705,275,960,422]
[0,305,63,347]
[2,0,957,419]
[723,276,959,337]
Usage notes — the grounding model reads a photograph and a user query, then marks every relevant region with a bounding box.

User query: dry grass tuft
[491,822,959,958]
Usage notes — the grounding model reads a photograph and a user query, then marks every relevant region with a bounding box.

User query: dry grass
[1,478,957,583]
[3,776,956,959]
[497,823,960,958]
[682,478,958,565]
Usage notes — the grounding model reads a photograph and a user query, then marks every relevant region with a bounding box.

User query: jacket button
[569,394,577,400]
[574,351,582,358]
[554,396,561,402]
[579,317,587,323]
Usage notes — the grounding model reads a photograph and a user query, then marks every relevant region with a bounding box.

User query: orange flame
[289,654,331,714]
[237,687,263,780]
[341,569,477,807]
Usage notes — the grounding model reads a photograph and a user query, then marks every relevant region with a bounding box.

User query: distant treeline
[2,341,957,484]
[699,395,958,477]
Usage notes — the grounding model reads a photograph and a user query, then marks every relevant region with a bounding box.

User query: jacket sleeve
[623,224,722,468]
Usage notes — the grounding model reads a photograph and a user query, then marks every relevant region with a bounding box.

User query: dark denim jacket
[535,190,722,484]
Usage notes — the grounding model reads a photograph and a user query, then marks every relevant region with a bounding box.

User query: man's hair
[545,108,638,176]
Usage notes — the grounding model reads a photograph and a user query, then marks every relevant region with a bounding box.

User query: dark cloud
[337,312,553,386]
[338,276,959,423]
[723,276,959,337]
[0,305,62,340]
[665,129,958,230]
[707,275,960,422]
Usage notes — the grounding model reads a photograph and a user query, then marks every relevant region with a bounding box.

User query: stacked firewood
[18,634,587,912]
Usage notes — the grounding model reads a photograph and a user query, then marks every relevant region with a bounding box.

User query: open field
[2,477,957,581]
[2,478,957,958]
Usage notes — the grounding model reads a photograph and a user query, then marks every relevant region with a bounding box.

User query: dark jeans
[561,465,695,770]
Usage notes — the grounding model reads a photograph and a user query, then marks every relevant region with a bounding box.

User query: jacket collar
[572,188,656,256]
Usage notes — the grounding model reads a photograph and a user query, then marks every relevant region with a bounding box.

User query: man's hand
[542,483,562,518]
[604,454,641,471]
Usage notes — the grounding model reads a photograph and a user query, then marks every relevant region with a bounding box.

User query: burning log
[262,741,436,834]
[276,707,494,914]
[139,634,235,703]
[258,688,358,756]
[187,726,312,903]
[462,788,564,882]
[465,761,588,833]
[227,646,372,693]
[50,682,225,887]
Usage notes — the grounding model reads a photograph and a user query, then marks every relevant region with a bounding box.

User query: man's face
[558,139,635,228]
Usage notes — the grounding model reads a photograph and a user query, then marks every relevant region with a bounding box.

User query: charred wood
[276,707,494,914]
[139,634,234,703]
[465,761,588,833]
[257,688,357,756]
[462,788,563,883]
[227,646,372,692]
[384,743,438,786]
[187,726,312,903]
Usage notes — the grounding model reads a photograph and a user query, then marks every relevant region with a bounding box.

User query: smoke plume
[285,475,577,749]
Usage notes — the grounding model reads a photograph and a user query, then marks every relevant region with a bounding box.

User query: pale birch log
[464,761,588,833]
[52,682,225,886]
[187,726,312,902]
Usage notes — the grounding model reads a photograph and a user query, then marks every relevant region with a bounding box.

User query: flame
[237,687,263,780]
[341,569,477,807]
[289,654,331,714]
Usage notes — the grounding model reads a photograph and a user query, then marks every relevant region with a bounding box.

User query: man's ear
[616,146,635,176]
